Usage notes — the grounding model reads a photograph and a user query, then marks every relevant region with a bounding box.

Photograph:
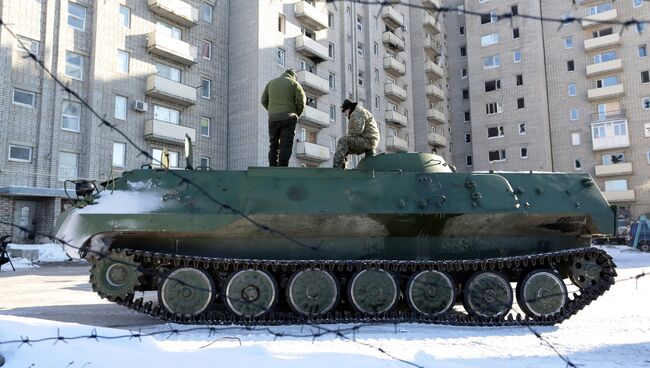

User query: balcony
[296,70,329,95]
[428,132,447,147]
[595,162,633,177]
[382,31,405,51]
[385,110,408,127]
[148,0,198,27]
[384,83,407,102]
[586,59,623,77]
[295,35,329,63]
[584,33,620,51]
[300,106,330,129]
[294,1,328,31]
[147,31,198,65]
[296,141,330,163]
[587,84,624,101]
[426,84,445,101]
[590,110,626,122]
[422,0,441,10]
[591,120,630,151]
[603,190,635,203]
[381,6,404,29]
[146,75,197,107]
[424,38,442,58]
[425,60,444,79]
[423,13,441,34]
[383,55,406,76]
[386,136,408,152]
[582,9,618,28]
[144,119,196,145]
[426,107,446,125]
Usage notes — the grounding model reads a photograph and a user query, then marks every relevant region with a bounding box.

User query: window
[202,40,212,60]
[513,50,521,63]
[462,89,469,100]
[199,117,210,137]
[481,33,499,47]
[593,50,617,64]
[65,51,83,80]
[570,108,579,121]
[277,49,285,67]
[300,59,315,73]
[278,14,285,33]
[517,98,525,109]
[116,50,129,74]
[488,149,506,162]
[482,55,500,69]
[201,78,211,99]
[457,5,464,14]
[358,70,364,86]
[605,179,628,192]
[567,60,575,71]
[305,96,316,109]
[156,63,181,82]
[373,16,378,31]
[12,89,35,107]
[643,97,650,109]
[373,42,378,56]
[562,12,573,26]
[157,21,181,39]
[465,133,472,143]
[357,42,364,57]
[485,102,502,115]
[329,42,335,59]
[356,15,363,31]
[201,3,213,23]
[511,5,518,15]
[464,111,471,122]
[602,153,626,165]
[461,68,468,78]
[152,149,178,168]
[480,11,497,25]
[642,71,650,83]
[329,105,336,121]
[485,79,501,92]
[592,28,613,38]
[568,84,576,96]
[564,37,573,49]
[487,126,504,138]
[645,123,650,136]
[572,133,581,146]
[198,157,209,168]
[520,148,528,159]
[634,0,643,7]
[590,3,613,15]
[374,96,380,110]
[636,22,645,34]
[639,45,648,58]
[62,100,81,132]
[596,76,620,88]
[153,105,180,124]
[16,36,39,55]
[58,152,78,180]
[513,28,520,39]
[119,5,130,28]
[112,142,126,167]
[114,95,127,120]
[328,12,334,27]
[459,26,465,36]
[460,46,466,56]
[374,68,379,84]
[68,2,86,31]
[465,155,473,167]
[518,123,526,135]
[574,159,582,170]
[329,73,336,90]
[647,150,650,164]
[516,74,523,86]
[9,145,33,162]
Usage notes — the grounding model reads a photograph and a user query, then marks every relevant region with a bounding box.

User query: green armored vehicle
[55,153,617,326]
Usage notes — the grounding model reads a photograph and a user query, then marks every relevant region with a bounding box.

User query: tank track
[92,247,616,327]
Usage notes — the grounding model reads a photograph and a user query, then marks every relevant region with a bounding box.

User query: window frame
[114,95,127,121]
[67,2,86,31]
[12,88,36,108]
[62,100,81,132]
[572,132,581,146]
[570,108,579,121]
[8,144,33,163]
[16,36,39,55]
[112,142,126,168]
[65,51,84,80]
[568,84,577,96]
[119,5,131,28]
[201,3,213,23]
[200,117,210,137]
[201,78,212,99]
[488,149,506,163]
[116,50,129,74]
[202,40,212,60]
[58,151,79,181]
[564,36,573,49]
[513,50,521,63]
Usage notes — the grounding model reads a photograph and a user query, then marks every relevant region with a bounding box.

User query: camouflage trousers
[332,136,377,169]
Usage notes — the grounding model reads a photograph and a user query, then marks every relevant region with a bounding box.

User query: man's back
[262,70,306,122]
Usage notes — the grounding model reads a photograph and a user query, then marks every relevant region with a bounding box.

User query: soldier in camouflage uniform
[333,99,380,169]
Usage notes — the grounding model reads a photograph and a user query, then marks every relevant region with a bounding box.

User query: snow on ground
[0,246,649,368]
[0,243,70,270]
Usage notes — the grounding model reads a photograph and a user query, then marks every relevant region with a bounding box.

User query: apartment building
[447,0,650,220]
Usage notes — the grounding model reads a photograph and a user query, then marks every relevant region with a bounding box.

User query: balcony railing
[384,83,407,102]
[426,107,446,125]
[296,70,329,95]
[144,119,196,145]
[386,136,408,152]
[582,9,618,28]
[428,132,447,147]
[425,60,444,79]
[300,106,330,129]
[426,84,445,101]
[385,110,408,127]
[296,141,330,163]
[147,31,198,65]
[591,120,630,151]
[148,0,198,27]
[383,55,406,76]
[423,13,441,34]
[295,35,329,63]
[146,75,197,107]
[587,83,624,101]
[422,0,441,9]
[590,109,626,122]
[382,31,405,51]
[586,59,623,77]
[424,38,442,58]
[381,6,404,29]
[595,162,633,177]
[603,189,635,203]
[584,33,620,51]
[294,1,328,31]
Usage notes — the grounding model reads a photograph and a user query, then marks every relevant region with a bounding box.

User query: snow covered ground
[1,246,649,368]
[0,243,71,270]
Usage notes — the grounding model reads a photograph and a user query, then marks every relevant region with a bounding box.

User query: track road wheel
[90,250,142,300]
[517,269,567,318]
[462,271,513,318]
[406,270,456,317]
[570,254,603,289]
[224,270,277,318]
[158,267,215,317]
[287,269,339,317]
[348,268,398,314]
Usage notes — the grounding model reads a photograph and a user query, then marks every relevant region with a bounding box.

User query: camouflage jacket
[347,106,380,144]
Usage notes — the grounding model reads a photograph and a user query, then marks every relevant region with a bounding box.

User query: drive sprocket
[90,249,142,301]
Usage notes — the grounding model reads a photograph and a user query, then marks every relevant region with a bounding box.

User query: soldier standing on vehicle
[333,99,380,169]
[261,69,306,167]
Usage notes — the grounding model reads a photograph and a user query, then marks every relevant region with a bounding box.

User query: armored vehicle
[55,153,617,326]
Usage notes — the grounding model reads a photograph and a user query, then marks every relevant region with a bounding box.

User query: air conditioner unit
[133,100,148,112]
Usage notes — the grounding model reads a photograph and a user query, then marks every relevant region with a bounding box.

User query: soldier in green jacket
[333,99,380,169]
[261,69,307,166]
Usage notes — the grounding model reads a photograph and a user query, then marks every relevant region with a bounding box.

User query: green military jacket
[347,106,380,144]
[261,70,306,122]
